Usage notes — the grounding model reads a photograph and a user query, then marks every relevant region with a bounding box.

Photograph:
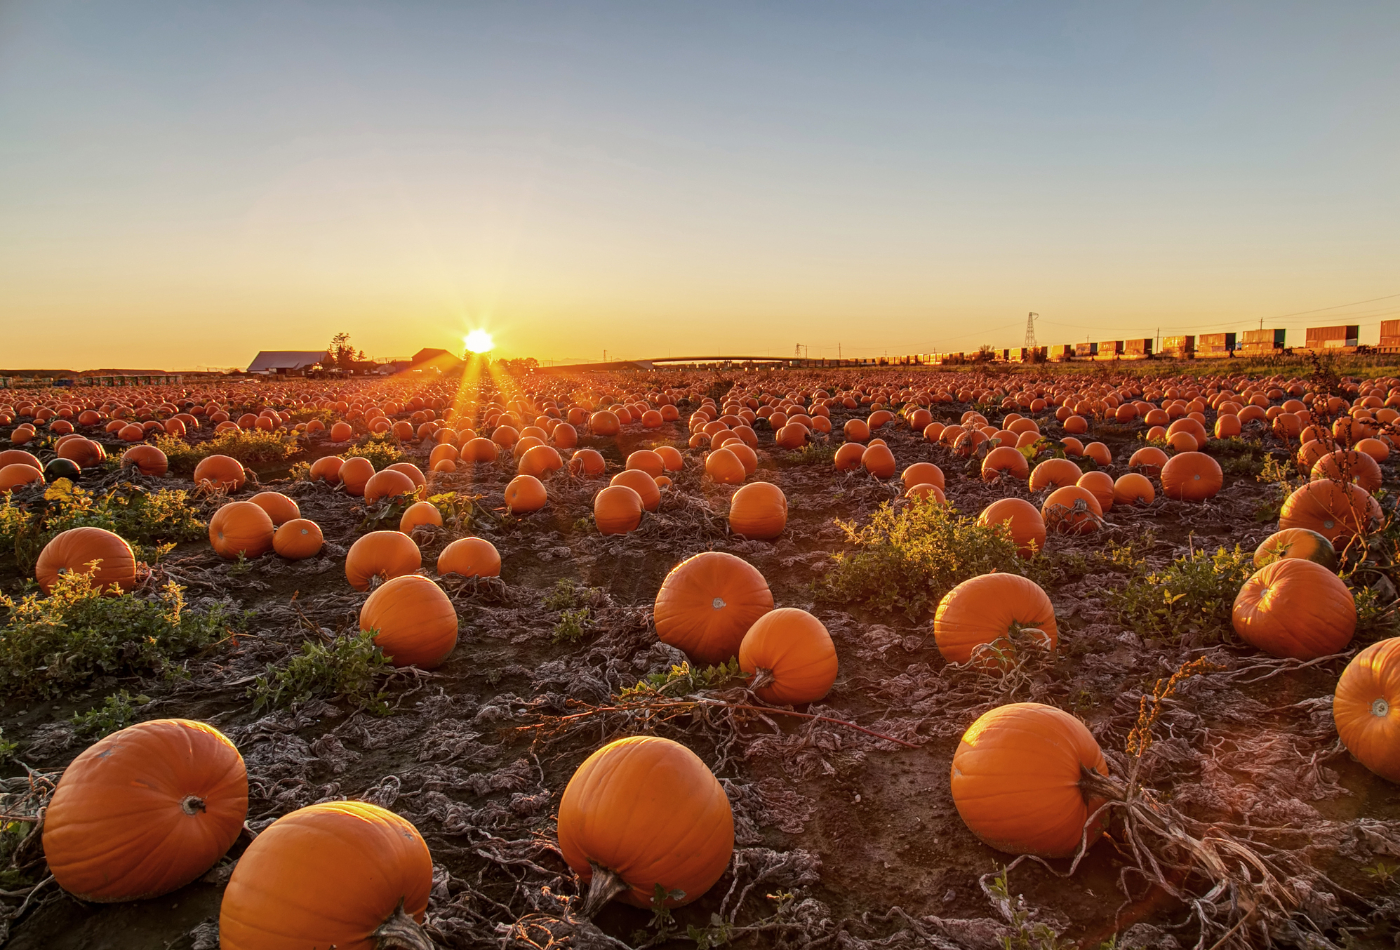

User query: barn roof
[246,351,327,373]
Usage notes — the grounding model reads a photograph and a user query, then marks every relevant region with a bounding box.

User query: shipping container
[1074,342,1098,358]
[1380,320,1400,350]
[1198,332,1236,351]
[1242,328,1286,347]
[1096,340,1123,359]
[1049,344,1074,361]
[1123,338,1153,357]
[1160,335,1195,359]
[1305,325,1360,348]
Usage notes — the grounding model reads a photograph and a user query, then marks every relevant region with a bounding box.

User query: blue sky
[2,1,1397,367]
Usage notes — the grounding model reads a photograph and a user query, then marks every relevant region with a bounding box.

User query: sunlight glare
[465,329,494,354]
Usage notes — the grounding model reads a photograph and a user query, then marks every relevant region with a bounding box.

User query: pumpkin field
[3,359,1400,950]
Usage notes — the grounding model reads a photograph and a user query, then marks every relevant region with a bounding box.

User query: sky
[2,1,1398,370]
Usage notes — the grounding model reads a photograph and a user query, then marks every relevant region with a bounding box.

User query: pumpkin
[705,447,746,484]
[656,445,685,472]
[193,454,246,492]
[273,519,324,560]
[595,485,645,534]
[1160,452,1222,501]
[519,444,564,479]
[934,573,1057,665]
[209,502,275,559]
[1128,446,1169,476]
[901,462,945,491]
[308,455,344,484]
[504,474,548,513]
[329,421,354,441]
[976,498,1045,557]
[569,448,607,476]
[951,703,1109,858]
[558,736,734,915]
[590,410,621,436]
[610,468,661,511]
[220,801,433,950]
[35,526,137,594]
[462,436,500,463]
[1253,527,1337,570]
[43,719,247,902]
[1232,557,1355,660]
[860,443,896,478]
[249,491,300,526]
[981,445,1029,481]
[437,537,502,578]
[360,574,458,668]
[1312,449,1383,494]
[57,437,104,467]
[364,469,417,505]
[626,450,665,478]
[345,530,422,591]
[399,501,443,534]
[654,552,774,665]
[1041,485,1103,535]
[1279,480,1380,546]
[1028,458,1081,492]
[728,481,787,539]
[0,462,44,492]
[0,449,40,470]
[115,445,165,479]
[833,442,865,472]
[1333,638,1400,782]
[339,456,376,496]
[738,608,838,704]
[1075,471,1115,512]
[1112,473,1155,507]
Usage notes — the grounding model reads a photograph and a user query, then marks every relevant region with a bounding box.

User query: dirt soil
[3,377,1400,950]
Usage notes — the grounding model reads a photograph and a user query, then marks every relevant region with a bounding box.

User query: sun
[464,329,494,354]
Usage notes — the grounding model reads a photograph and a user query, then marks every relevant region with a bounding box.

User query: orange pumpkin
[1028,458,1081,492]
[363,469,417,505]
[0,462,44,492]
[590,410,621,436]
[1041,485,1103,535]
[705,447,746,484]
[655,445,685,472]
[399,501,443,534]
[43,719,247,902]
[595,485,645,534]
[1160,452,1222,501]
[1312,449,1383,494]
[654,552,774,665]
[1333,638,1400,783]
[610,468,661,511]
[728,481,787,539]
[860,443,896,478]
[1075,470,1115,512]
[193,454,246,492]
[462,436,500,463]
[1232,557,1355,660]
[934,573,1057,665]
[436,537,502,578]
[360,574,458,668]
[119,444,168,477]
[976,498,1045,557]
[1253,527,1337,570]
[0,449,41,470]
[336,456,374,496]
[35,526,137,594]
[558,736,734,915]
[1128,446,1169,476]
[504,474,548,513]
[248,491,300,526]
[345,530,422,591]
[738,608,838,704]
[1279,480,1380,546]
[833,442,865,472]
[518,444,564,479]
[1112,472,1155,507]
[901,461,945,491]
[308,455,344,484]
[569,448,608,476]
[273,519,324,560]
[209,502,275,559]
[951,703,1109,858]
[220,801,433,950]
[981,445,1029,481]
[57,437,104,467]
[626,450,665,478]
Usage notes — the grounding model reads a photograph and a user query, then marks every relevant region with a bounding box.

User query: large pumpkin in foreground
[35,526,137,594]
[1231,557,1355,660]
[951,703,1109,858]
[934,573,1057,666]
[43,719,248,902]
[360,574,458,668]
[1279,480,1381,547]
[1334,638,1400,783]
[558,736,734,915]
[653,552,774,665]
[728,481,787,539]
[220,801,433,950]
[209,501,275,559]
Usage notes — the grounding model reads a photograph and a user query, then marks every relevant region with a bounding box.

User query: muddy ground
[3,383,1400,949]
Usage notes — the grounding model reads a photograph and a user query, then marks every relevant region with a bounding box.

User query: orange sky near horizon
[2,2,1397,371]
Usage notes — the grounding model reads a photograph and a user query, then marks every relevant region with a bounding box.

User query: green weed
[784,442,837,465]
[619,658,744,699]
[71,689,150,739]
[552,608,592,644]
[344,433,404,469]
[250,630,390,713]
[1108,545,1253,642]
[986,868,1075,950]
[155,427,300,474]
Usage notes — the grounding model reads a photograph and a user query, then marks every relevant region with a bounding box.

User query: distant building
[409,348,464,372]
[246,351,328,375]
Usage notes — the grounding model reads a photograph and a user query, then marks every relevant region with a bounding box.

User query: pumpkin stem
[749,668,775,690]
[372,900,435,950]
[180,795,207,816]
[1078,765,1127,802]
[579,862,630,919]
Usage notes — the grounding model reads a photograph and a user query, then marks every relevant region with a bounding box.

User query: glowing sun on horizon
[464,329,495,354]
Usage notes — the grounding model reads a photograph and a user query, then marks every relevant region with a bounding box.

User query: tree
[327,332,364,372]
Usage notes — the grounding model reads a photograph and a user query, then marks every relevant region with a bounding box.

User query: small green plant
[1107,544,1254,642]
[1208,437,1270,477]
[71,690,150,739]
[986,868,1075,950]
[228,552,251,575]
[687,914,736,950]
[784,442,837,465]
[619,658,744,699]
[0,573,231,698]
[818,497,1027,619]
[0,727,16,762]
[552,607,592,644]
[543,579,586,611]
[344,433,404,469]
[250,630,390,712]
[155,427,299,474]
[1363,859,1399,886]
